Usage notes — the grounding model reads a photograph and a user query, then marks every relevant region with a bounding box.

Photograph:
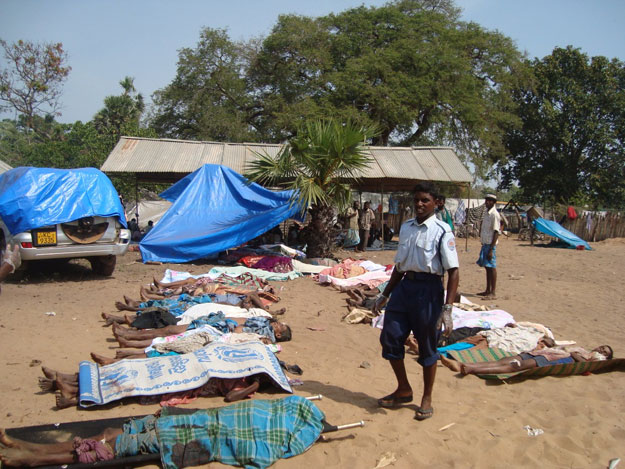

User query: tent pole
[381,183,384,251]
[465,183,470,252]
[135,175,139,225]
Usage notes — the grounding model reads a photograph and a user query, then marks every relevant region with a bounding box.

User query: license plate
[33,228,57,246]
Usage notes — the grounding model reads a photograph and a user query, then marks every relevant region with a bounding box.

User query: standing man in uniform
[476,194,501,299]
[357,201,375,252]
[373,182,459,421]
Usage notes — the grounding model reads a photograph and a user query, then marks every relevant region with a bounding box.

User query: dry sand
[1,236,624,468]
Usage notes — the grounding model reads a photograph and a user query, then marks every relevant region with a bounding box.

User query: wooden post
[381,183,385,251]
[465,183,470,252]
[134,175,139,225]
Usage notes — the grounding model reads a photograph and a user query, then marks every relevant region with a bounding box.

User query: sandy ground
[1,236,624,468]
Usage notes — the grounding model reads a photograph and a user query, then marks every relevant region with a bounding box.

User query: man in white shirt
[372,182,459,421]
[476,194,501,298]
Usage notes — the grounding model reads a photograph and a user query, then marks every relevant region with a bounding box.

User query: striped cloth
[448,347,625,380]
[156,396,325,469]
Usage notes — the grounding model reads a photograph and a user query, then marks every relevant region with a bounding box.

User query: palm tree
[246,119,378,257]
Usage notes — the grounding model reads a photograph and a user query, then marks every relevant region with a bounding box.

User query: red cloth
[567,206,578,220]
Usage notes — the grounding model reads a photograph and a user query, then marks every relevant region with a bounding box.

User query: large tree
[150,28,258,142]
[150,0,525,173]
[501,46,625,208]
[245,119,377,258]
[0,39,71,135]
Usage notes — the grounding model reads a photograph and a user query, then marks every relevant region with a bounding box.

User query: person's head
[436,194,446,210]
[364,201,370,209]
[148,220,154,227]
[131,218,136,223]
[593,345,613,359]
[413,182,439,221]
[485,194,497,210]
[537,337,556,349]
[271,320,292,342]
[353,201,360,209]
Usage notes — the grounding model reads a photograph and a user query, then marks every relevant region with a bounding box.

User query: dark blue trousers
[380,273,444,367]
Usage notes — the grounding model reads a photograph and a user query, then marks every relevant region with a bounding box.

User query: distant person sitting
[441,344,613,375]
[141,220,154,239]
[0,244,21,293]
[127,217,138,233]
[383,223,394,242]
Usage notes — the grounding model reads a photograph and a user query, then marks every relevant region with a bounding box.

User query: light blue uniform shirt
[394,214,459,275]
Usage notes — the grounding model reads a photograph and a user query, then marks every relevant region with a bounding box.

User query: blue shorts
[380,273,443,367]
[519,353,574,367]
[476,244,497,268]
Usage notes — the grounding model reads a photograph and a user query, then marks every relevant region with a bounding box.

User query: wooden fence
[560,211,625,242]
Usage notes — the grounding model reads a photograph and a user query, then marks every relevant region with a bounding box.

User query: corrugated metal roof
[0,159,13,174]
[101,137,472,190]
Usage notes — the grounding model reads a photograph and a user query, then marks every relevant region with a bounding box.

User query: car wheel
[89,255,116,276]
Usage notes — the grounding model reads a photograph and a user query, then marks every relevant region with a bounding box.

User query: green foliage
[0,39,71,135]
[245,119,378,257]
[150,28,257,142]
[150,0,525,174]
[93,76,145,139]
[501,47,625,208]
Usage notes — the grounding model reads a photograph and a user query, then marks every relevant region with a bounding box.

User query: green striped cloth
[448,348,625,380]
[156,395,325,469]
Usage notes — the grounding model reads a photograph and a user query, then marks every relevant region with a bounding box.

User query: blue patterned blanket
[78,341,291,407]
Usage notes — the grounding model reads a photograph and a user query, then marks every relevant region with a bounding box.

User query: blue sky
[1,0,624,124]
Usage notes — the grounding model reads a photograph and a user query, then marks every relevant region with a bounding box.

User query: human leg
[0,427,122,467]
[461,356,535,375]
[378,287,415,407]
[486,267,497,297]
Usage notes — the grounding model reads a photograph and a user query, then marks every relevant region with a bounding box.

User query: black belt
[403,271,442,281]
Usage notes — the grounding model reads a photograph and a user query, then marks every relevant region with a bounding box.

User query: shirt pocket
[416,236,437,252]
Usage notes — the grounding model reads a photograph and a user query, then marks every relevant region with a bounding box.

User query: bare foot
[0,428,19,448]
[55,378,78,399]
[115,349,142,359]
[41,367,77,382]
[0,446,45,467]
[440,355,462,373]
[55,392,77,409]
[112,322,131,338]
[103,312,127,326]
[90,352,117,366]
[476,291,491,296]
[272,307,286,316]
[38,377,56,393]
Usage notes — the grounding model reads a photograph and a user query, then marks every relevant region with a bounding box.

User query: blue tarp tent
[139,164,305,263]
[532,217,591,250]
[0,167,127,235]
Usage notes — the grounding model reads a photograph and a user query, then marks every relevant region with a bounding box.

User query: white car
[0,166,131,277]
[1,215,130,276]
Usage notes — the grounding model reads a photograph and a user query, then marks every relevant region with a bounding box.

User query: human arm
[0,244,21,288]
[372,265,404,314]
[438,267,459,337]
[569,351,588,362]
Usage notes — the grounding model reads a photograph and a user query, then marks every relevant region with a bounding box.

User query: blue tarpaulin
[0,167,127,235]
[139,164,305,263]
[532,217,591,250]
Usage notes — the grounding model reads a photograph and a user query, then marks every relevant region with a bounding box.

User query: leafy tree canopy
[501,46,625,208]
[150,0,525,174]
[0,39,71,136]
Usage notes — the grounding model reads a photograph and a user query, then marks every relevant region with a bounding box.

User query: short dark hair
[604,345,614,359]
[277,323,292,342]
[413,182,439,199]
